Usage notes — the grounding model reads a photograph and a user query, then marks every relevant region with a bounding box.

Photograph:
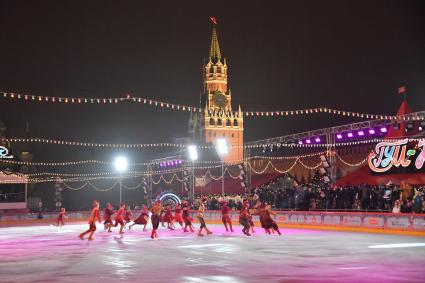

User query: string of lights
[23,157,326,180]
[224,167,246,180]
[26,174,145,184]
[151,174,181,185]
[27,171,134,178]
[242,107,425,121]
[1,158,327,185]
[0,159,111,166]
[2,91,424,121]
[249,159,299,174]
[250,151,327,160]
[0,91,203,112]
[61,181,89,191]
[7,137,424,149]
[121,179,145,190]
[0,151,328,167]
[62,180,119,191]
[297,159,323,170]
[23,165,228,178]
[334,152,369,167]
[88,180,119,192]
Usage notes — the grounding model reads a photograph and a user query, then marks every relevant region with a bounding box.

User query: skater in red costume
[258,203,281,235]
[220,201,233,232]
[79,200,101,240]
[246,201,256,234]
[182,200,194,233]
[150,200,162,239]
[239,199,252,236]
[113,203,126,234]
[163,206,175,230]
[124,206,132,225]
[55,207,66,231]
[197,197,212,237]
[129,205,150,231]
[160,206,166,227]
[103,203,114,232]
[173,203,184,228]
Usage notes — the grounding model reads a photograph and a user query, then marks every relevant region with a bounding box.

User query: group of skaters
[74,196,281,241]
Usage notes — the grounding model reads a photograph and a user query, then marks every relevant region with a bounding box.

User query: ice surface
[0,223,424,283]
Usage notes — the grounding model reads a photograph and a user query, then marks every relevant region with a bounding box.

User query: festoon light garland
[6,151,364,186]
[2,91,423,121]
[0,151,327,167]
[1,91,202,112]
[6,137,424,149]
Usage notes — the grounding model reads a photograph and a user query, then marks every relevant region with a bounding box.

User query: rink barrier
[1,210,425,235]
[186,210,425,233]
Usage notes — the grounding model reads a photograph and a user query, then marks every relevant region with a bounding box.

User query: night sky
[0,0,424,164]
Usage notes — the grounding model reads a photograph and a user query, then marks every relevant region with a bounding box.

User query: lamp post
[188,145,198,202]
[114,156,128,204]
[216,138,228,195]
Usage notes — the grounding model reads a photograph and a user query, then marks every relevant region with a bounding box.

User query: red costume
[114,207,125,227]
[90,207,101,231]
[56,210,65,226]
[79,201,101,240]
[174,206,183,225]
[163,207,175,230]
[163,207,174,223]
[182,203,194,232]
[124,210,132,223]
[239,202,252,236]
[258,204,281,235]
[221,203,233,232]
[133,212,149,225]
[103,207,114,225]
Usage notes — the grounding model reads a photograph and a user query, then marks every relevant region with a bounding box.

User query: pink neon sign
[368,139,424,173]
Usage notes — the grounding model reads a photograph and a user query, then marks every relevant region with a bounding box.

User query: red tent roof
[385,100,416,138]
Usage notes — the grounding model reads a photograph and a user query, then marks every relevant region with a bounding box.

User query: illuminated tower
[201,19,244,163]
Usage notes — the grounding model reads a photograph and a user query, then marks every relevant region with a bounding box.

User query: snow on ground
[0,222,424,283]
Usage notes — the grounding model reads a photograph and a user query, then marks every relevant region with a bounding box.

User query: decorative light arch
[159,193,181,205]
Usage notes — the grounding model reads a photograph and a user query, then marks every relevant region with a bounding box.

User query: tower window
[232,133,234,138]
[226,119,231,127]
[217,118,222,126]
[234,119,238,126]
[210,118,214,126]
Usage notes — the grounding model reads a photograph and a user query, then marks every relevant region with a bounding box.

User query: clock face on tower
[212,92,227,109]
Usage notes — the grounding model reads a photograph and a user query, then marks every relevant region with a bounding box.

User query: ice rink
[0,222,424,283]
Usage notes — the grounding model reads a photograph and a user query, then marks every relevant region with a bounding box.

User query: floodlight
[217,138,228,155]
[114,156,128,172]
[188,145,199,161]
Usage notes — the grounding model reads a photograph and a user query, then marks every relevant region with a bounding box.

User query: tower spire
[209,17,221,62]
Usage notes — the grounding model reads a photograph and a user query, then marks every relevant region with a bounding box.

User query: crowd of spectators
[253,179,425,213]
[195,194,244,210]
[197,176,425,214]
[0,191,25,203]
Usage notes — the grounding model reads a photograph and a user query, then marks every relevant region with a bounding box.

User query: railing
[1,210,424,233]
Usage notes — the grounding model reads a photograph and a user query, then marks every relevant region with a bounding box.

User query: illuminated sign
[0,146,13,159]
[368,139,424,173]
[159,193,181,204]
